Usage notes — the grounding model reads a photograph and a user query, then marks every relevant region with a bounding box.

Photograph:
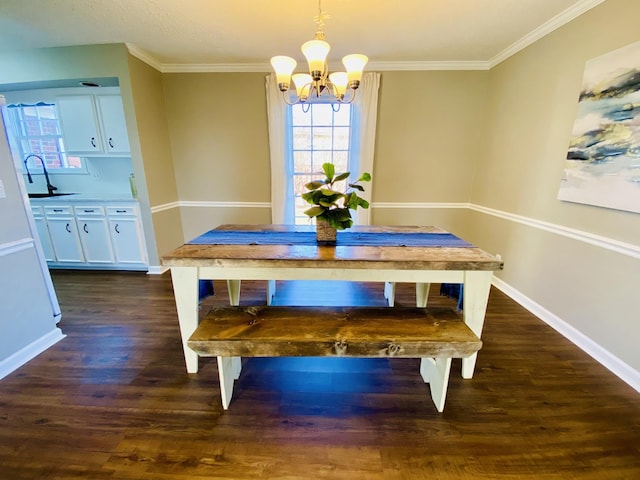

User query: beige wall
[471,0,640,371]
[160,70,488,238]
[161,72,273,238]
[127,55,184,258]
[162,72,271,202]
[374,71,489,204]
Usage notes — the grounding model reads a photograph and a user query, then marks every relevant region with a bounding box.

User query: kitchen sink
[28,193,76,199]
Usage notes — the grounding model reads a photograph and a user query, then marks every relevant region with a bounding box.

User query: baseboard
[491,276,640,393]
[147,265,169,275]
[0,328,66,381]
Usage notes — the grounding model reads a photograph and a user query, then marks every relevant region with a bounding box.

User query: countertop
[28,193,138,203]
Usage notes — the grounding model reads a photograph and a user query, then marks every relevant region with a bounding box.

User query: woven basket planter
[316,218,337,245]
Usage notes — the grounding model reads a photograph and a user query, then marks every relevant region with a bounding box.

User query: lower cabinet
[44,206,85,263]
[35,201,147,271]
[107,206,146,265]
[76,206,115,264]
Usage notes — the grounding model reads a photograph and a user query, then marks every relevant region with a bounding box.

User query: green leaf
[334,172,350,182]
[304,205,325,217]
[358,198,370,209]
[319,199,337,207]
[349,183,365,192]
[358,172,371,182]
[319,187,342,197]
[322,163,335,180]
[305,181,325,191]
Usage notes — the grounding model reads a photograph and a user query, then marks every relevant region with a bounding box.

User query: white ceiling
[0,0,605,72]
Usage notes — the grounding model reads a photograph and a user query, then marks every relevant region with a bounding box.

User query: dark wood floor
[1,271,638,479]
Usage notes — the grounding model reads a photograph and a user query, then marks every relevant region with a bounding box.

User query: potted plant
[302,162,372,244]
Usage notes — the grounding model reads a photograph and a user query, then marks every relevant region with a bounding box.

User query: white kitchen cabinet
[44,206,84,263]
[31,206,55,262]
[75,206,114,264]
[96,95,130,154]
[107,205,147,266]
[56,95,102,153]
[31,199,147,271]
[57,94,129,155]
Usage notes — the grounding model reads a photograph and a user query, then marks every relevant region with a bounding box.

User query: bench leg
[217,356,242,409]
[420,357,452,413]
[384,281,396,306]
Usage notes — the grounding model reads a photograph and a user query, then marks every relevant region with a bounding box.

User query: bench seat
[188,306,482,412]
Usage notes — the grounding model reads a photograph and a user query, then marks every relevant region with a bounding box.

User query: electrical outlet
[0,179,6,199]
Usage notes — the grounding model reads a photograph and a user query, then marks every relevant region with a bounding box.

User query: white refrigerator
[0,95,64,380]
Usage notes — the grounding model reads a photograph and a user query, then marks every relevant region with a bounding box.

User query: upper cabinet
[57,94,130,155]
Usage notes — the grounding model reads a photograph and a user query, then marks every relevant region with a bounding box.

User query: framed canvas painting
[558,40,640,214]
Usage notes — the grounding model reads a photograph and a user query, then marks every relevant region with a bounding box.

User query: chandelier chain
[313,0,331,37]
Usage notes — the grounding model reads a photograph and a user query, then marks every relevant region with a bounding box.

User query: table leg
[170,267,200,373]
[267,280,276,306]
[384,281,396,306]
[225,280,243,385]
[227,280,241,305]
[416,282,431,308]
[461,270,493,379]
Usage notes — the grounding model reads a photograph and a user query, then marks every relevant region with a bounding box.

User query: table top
[161,224,504,271]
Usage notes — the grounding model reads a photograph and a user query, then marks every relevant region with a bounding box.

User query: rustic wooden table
[161,224,503,376]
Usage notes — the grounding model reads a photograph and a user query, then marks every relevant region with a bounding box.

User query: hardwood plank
[0,271,637,479]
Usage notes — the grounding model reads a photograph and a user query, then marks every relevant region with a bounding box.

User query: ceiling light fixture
[270,0,368,108]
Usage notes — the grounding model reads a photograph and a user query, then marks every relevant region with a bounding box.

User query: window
[288,103,354,224]
[3,102,83,171]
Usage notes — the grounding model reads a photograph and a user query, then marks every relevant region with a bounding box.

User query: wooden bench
[188,306,482,412]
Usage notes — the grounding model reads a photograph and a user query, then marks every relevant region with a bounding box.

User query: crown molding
[488,0,606,68]
[161,63,272,73]
[125,43,163,71]
[160,60,491,73]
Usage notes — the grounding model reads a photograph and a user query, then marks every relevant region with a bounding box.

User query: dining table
[161,224,504,378]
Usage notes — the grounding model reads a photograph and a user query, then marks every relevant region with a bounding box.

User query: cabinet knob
[83,223,89,234]
[108,138,114,148]
[115,224,120,234]
[91,137,96,148]
[66,223,71,233]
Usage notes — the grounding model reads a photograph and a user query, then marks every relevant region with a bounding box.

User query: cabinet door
[57,95,102,153]
[46,217,84,263]
[33,216,56,262]
[108,217,146,265]
[96,95,130,154]
[77,216,114,264]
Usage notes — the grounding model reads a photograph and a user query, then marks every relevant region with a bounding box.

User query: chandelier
[270,0,368,106]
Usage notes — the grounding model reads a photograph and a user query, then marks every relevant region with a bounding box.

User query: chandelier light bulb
[328,72,348,99]
[292,73,313,101]
[270,56,297,92]
[342,54,368,88]
[301,39,330,80]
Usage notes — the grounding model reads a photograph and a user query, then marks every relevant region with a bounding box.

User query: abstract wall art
[558,40,640,214]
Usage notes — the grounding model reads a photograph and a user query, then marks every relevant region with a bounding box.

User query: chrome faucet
[23,154,58,196]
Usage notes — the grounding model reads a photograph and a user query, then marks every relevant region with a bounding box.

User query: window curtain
[265,73,291,224]
[352,72,380,226]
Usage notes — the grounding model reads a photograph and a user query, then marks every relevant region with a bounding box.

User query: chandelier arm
[281,90,300,106]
